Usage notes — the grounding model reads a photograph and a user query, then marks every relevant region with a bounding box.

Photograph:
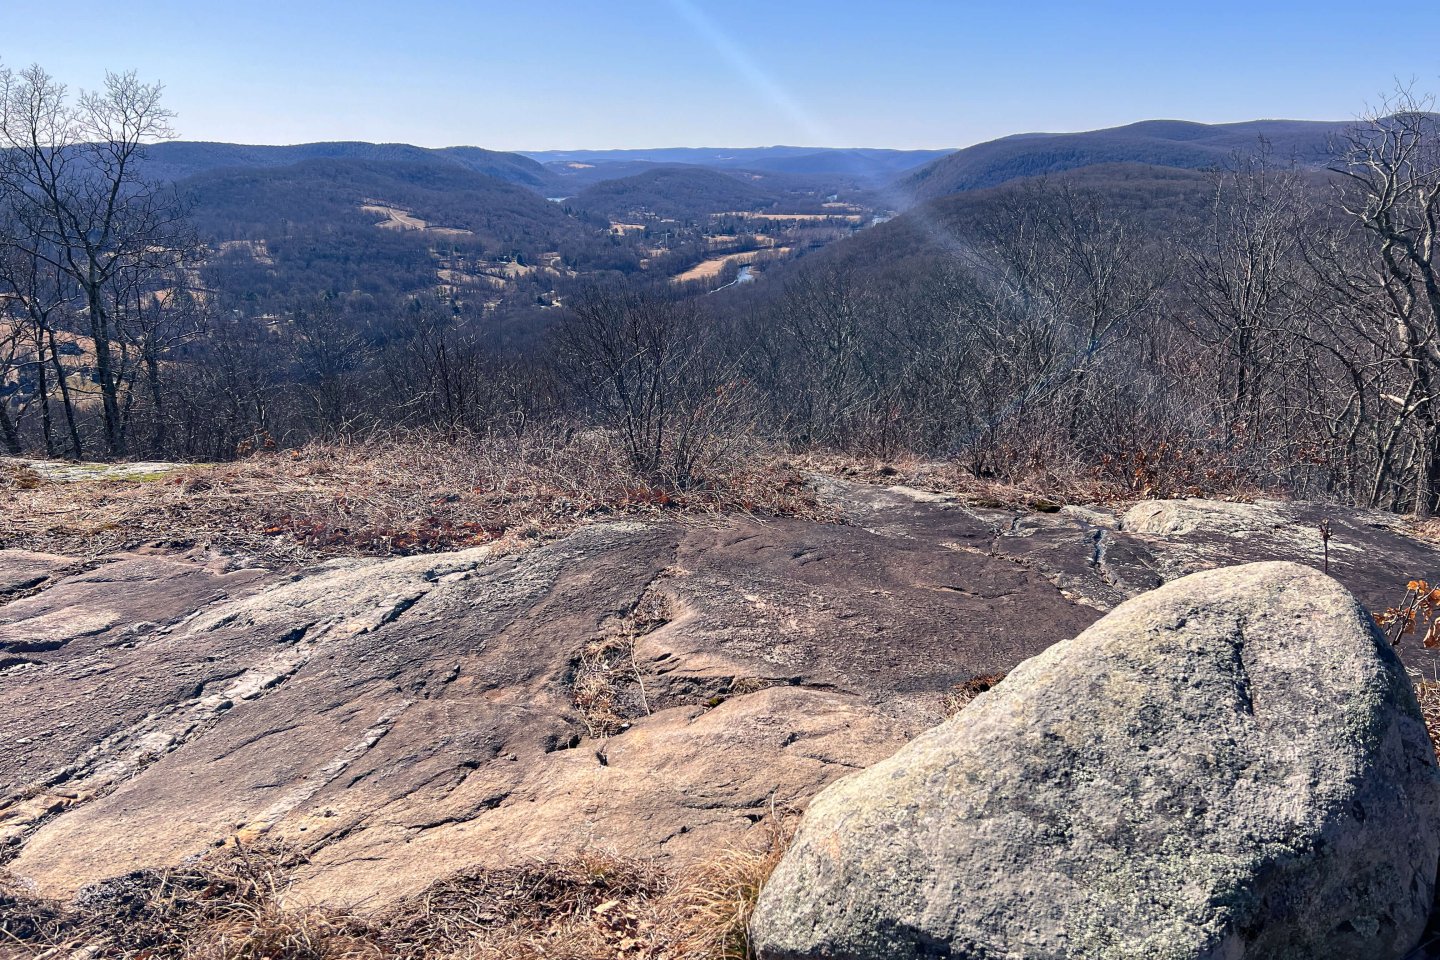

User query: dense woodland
[5,62,1440,515]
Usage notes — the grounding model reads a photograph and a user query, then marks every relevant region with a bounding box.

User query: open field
[361,203,474,237]
[716,211,864,223]
[216,239,274,264]
[672,247,792,283]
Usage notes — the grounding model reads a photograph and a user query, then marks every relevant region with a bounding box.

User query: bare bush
[554,285,756,485]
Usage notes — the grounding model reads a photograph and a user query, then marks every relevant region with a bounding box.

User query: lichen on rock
[751,561,1440,960]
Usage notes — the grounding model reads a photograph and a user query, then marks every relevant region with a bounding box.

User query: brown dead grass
[666,814,794,960]
[381,853,674,960]
[1,434,832,566]
[793,447,1267,513]
[941,672,1007,718]
[572,588,672,737]
[670,248,791,284]
[0,825,796,960]
[1416,680,1440,757]
[0,842,379,960]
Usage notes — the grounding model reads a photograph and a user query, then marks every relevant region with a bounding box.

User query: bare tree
[965,179,1170,452]
[0,234,82,457]
[1332,91,1440,514]
[1180,148,1323,485]
[0,310,24,454]
[0,62,190,457]
[290,296,373,437]
[555,285,752,483]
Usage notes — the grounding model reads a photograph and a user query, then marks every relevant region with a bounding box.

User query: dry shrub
[1381,580,1440,762]
[1096,441,1250,501]
[667,814,795,960]
[1378,580,1440,649]
[1,432,831,565]
[941,672,1007,718]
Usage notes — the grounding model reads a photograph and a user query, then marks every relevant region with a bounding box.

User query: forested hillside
[145,140,559,191]
[900,118,1347,200]
[569,166,778,222]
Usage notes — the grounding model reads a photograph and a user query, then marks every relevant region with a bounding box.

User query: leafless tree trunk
[1333,92,1440,514]
[0,62,189,458]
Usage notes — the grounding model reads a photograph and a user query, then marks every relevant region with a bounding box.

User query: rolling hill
[180,156,626,310]
[146,141,561,192]
[899,119,1349,201]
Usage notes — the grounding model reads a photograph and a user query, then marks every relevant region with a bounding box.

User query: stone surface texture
[4,482,1440,919]
[751,561,1440,960]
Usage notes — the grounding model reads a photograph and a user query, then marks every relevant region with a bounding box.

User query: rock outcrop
[751,562,1440,960]
[0,488,1096,906]
[6,480,1440,918]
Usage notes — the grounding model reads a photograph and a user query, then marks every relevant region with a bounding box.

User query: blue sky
[4,1,1437,149]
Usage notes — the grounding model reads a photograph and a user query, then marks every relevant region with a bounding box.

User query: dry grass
[670,248,791,284]
[572,589,672,737]
[794,446,1267,513]
[1,434,831,566]
[2,436,1263,570]
[0,842,379,960]
[0,824,797,960]
[795,452,1120,511]
[941,672,1007,718]
[1416,680,1440,757]
[380,853,673,960]
[666,813,795,960]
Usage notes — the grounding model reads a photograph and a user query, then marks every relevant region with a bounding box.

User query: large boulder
[751,561,1440,960]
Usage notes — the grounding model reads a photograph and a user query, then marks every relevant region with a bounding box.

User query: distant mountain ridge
[146,141,558,191]
[900,118,1351,201]
[145,142,954,193]
[149,122,1359,207]
[523,145,952,183]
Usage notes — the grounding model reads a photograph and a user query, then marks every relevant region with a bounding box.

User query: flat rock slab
[0,550,76,599]
[4,482,1440,911]
[2,458,188,483]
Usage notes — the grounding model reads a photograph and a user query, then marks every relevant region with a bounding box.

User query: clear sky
[3,0,1437,150]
